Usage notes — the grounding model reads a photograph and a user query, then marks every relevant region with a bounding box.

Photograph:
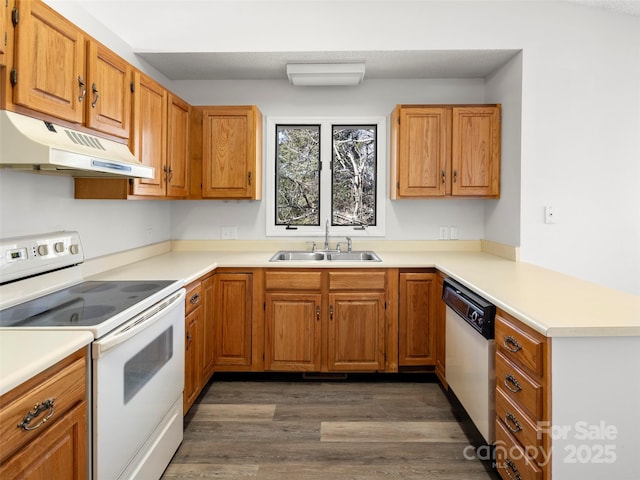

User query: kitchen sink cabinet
[494,310,551,480]
[0,348,87,479]
[212,270,255,370]
[9,0,132,139]
[398,271,437,367]
[390,104,501,199]
[264,269,395,373]
[195,105,263,200]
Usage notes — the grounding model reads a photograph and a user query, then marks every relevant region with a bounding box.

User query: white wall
[0,171,170,258]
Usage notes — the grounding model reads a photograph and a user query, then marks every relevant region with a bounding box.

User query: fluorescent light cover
[286,63,365,86]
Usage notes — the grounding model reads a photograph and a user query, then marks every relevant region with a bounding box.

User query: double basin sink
[269,250,381,262]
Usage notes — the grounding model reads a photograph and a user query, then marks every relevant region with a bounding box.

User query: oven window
[123,326,173,404]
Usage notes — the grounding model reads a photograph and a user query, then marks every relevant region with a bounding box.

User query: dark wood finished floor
[162,374,500,479]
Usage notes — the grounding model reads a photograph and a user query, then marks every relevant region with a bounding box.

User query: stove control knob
[54,242,65,254]
[70,244,79,255]
[37,244,49,256]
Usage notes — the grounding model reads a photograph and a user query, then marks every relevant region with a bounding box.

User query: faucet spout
[324,218,330,250]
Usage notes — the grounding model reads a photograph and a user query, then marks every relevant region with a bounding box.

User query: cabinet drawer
[0,350,86,463]
[265,271,322,291]
[328,271,386,290]
[496,351,543,419]
[496,312,546,378]
[496,388,543,462]
[495,418,542,480]
[185,281,203,316]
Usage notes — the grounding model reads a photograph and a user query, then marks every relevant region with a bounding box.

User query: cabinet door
[399,272,436,366]
[202,106,261,199]
[184,307,202,414]
[265,293,322,371]
[0,0,7,67]
[396,107,448,197]
[130,71,167,196]
[327,292,385,371]
[0,402,87,480]
[201,276,216,381]
[213,273,253,367]
[166,94,190,197]
[451,106,501,197]
[85,40,131,138]
[13,0,85,123]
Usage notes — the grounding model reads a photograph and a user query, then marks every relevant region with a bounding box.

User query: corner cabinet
[183,274,216,414]
[390,104,501,199]
[198,106,263,199]
[0,348,87,479]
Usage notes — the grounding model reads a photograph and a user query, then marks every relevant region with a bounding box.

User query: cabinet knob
[441,169,445,184]
[453,169,458,183]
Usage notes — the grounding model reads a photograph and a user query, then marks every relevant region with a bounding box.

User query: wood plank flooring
[162,374,500,480]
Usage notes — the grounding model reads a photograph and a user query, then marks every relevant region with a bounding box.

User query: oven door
[92,289,185,480]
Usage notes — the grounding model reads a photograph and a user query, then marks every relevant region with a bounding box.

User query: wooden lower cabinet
[494,309,551,480]
[327,292,385,371]
[213,271,254,369]
[0,348,87,479]
[183,275,215,414]
[435,273,446,386]
[264,269,393,373]
[264,292,322,371]
[398,271,437,367]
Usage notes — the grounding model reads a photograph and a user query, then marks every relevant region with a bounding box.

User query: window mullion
[319,122,333,227]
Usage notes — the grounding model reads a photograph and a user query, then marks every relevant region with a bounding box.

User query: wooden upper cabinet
[12,0,85,123]
[129,71,167,196]
[390,104,500,198]
[0,0,8,66]
[451,106,501,197]
[85,40,132,138]
[201,105,262,199]
[391,106,449,198]
[166,93,190,197]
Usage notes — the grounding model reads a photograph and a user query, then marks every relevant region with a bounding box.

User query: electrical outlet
[450,226,458,240]
[145,228,153,242]
[221,225,238,240]
[439,226,449,240]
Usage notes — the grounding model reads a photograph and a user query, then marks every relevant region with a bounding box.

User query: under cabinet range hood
[0,110,154,178]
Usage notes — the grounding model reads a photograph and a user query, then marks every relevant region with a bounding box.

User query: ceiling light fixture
[286,63,366,86]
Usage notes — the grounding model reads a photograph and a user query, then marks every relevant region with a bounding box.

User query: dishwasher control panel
[442,277,496,339]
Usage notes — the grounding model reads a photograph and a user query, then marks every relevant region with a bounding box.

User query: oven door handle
[92,289,185,358]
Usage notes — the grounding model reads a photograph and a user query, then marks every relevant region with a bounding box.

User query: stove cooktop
[0,280,176,328]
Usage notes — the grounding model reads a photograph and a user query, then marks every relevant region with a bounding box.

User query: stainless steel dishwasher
[443,277,497,445]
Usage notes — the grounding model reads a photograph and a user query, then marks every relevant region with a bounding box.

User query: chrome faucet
[346,236,352,253]
[324,218,330,250]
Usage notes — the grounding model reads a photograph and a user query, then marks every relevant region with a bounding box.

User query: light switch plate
[221,225,238,239]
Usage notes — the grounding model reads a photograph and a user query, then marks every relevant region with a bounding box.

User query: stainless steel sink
[269,251,326,261]
[325,251,382,262]
[269,250,381,262]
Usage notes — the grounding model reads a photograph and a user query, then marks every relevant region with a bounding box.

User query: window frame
[266,115,386,238]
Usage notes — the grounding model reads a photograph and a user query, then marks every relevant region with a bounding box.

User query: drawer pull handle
[504,459,522,480]
[18,399,55,431]
[505,412,523,433]
[504,374,522,393]
[504,335,522,353]
[190,293,200,305]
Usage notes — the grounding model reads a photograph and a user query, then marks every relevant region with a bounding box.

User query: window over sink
[266,116,386,238]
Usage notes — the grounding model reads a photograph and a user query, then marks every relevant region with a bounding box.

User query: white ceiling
[69,0,639,82]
